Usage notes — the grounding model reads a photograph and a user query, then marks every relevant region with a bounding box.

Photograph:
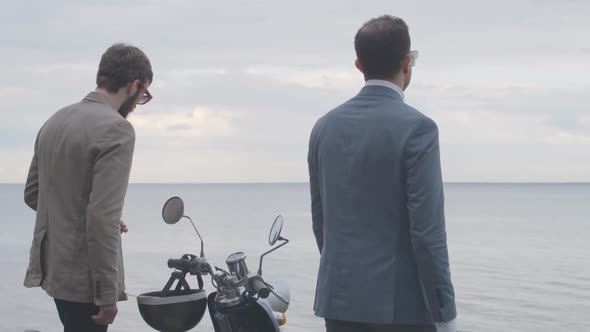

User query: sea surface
[1,183,589,331]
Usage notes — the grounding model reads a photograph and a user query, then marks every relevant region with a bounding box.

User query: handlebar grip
[167,258,186,270]
[251,278,270,298]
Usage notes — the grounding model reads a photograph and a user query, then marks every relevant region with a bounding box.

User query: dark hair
[354,15,411,79]
[96,43,153,93]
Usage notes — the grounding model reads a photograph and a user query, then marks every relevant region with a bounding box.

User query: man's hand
[120,220,128,234]
[92,303,118,325]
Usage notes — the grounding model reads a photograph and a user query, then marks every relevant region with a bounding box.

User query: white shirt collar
[365,79,405,100]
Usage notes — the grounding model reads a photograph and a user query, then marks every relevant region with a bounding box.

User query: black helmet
[137,289,207,332]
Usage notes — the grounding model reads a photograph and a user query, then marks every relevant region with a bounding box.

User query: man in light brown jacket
[23,43,153,332]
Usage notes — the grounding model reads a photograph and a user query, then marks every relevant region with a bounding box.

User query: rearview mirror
[162,197,184,225]
[161,196,205,258]
[258,215,289,275]
[269,215,284,246]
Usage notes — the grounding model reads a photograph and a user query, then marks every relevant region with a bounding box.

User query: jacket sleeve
[308,122,324,253]
[404,116,457,322]
[86,120,135,306]
[24,129,42,211]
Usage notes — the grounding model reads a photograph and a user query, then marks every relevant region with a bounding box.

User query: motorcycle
[136,196,291,332]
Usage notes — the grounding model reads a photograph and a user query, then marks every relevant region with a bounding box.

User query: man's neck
[366,76,405,88]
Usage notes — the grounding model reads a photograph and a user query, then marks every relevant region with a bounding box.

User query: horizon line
[1,181,590,185]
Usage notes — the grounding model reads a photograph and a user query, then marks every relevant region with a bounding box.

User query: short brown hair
[354,15,411,79]
[96,43,153,93]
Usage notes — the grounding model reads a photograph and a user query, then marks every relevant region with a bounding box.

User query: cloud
[534,0,590,4]
[30,62,96,76]
[131,107,237,141]
[435,110,549,145]
[546,132,590,145]
[245,66,360,90]
[1,1,590,182]
[163,68,228,80]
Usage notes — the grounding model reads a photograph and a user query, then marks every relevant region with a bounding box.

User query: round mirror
[269,215,284,245]
[162,197,185,225]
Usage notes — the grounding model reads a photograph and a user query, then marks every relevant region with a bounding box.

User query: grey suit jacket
[308,85,456,325]
[24,92,135,305]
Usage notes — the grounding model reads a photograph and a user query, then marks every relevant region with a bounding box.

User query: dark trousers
[326,319,436,332]
[54,299,108,332]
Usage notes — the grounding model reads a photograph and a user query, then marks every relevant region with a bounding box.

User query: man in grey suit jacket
[24,43,153,332]
[308,16,458,332]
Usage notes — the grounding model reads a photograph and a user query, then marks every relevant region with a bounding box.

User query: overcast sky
[1,0,589,183]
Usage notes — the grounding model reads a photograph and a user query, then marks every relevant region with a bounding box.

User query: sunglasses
[408,50,419,67]
[137,83,152,105]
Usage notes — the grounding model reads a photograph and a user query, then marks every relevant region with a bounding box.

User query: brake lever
[215,266,228,274]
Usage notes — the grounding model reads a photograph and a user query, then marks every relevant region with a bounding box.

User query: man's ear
[126,80,141,95]
[401,55,411,74]
[355,59,363,73]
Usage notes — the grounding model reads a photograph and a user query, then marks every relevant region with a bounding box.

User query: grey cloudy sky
[1,0,589,183]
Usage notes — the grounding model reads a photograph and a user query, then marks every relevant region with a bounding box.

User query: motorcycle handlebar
[167,258,190,271]
[168,256,212,276]
[251,277,270,298]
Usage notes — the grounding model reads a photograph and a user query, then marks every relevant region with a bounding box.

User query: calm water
[1,183,589,332]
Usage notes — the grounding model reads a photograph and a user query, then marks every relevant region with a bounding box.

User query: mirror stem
[257,238,289,276]
[184,216,205,257]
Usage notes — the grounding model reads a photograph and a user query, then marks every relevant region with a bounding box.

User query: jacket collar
[83,91,116,110]
[357,85,404,101]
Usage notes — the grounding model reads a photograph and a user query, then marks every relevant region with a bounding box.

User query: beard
[118,89,142,119]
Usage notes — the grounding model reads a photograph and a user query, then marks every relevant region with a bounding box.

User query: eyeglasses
[137,83,152,105]
[408,50,419,67]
